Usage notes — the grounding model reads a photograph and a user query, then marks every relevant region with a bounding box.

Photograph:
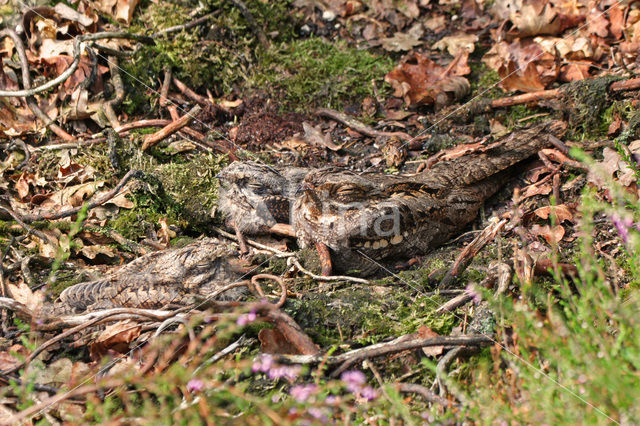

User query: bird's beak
[295,182,313,195]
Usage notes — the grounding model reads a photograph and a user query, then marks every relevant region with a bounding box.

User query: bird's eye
[334,186,365,201]
[247,182,268,195]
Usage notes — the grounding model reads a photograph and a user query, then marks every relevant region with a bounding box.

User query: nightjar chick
[217,161,308,234]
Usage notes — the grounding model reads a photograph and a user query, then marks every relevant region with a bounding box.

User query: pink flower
[237,310,257,326]
[186,378,204,393]
[307,407,328,422]
[268,365,301,381]
[612,214,635,243]
[358,386,378,401]
[465,283,482,304]
[340,370,366,393]
[289,384,318,403]
[252,354,274,373]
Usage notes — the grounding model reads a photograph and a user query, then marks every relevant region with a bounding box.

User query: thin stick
[316,108,413,141]
[439,218,508,289]
[287,257,370,285]
[0,29,73,141]
[275,334,491,366]
[396,382,453,407]
[6,378,125,424]
[213,227,294,257]
[142,105,202,150]
[16,169,143,223]
[154,11,221,37]
[0,32,153,97]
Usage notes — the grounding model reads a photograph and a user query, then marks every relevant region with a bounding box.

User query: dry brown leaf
[521,182,552,199]
[530,223,565,244]
[381,24,424,52]
[586,2,609,37]
[93,0,142,24]
[39,181,105,210]
[424,15,446,32]
[107,188,134,209]
[80,244,118,260]
[0,345,28,371]
[495,40,559,92]
[90,320,142,360]
[433,33,478,56]
[534,204,574,223]
[302,122,342,151]
[385,52,470,107]
[560,62,591,82]
[416,325,444,357]
[7,280,44,311]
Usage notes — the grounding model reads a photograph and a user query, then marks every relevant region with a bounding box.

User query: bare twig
[0,29,73,141]
[251,274,287,308]
[154,11,221,37]
[439,218,508,289]
[213,227,294,257]
[6,378,125,424]
[16,169,142,223]
[316,108,413,141]
[103,55,125,128]
[227,0,269,49]
[0,32,153,98]
[287,257,370,285]
[274,334,491,367]
[172,77,210,106]
[436,347,471,404]
[142,105,202,150]
[315,241,333,276]
[490,89,560,109]
[396,382,453,407]
[115,119,173,133]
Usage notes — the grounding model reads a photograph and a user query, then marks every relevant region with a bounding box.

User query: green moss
[469,62,503,100]
[563,75,624,139]
[122,0,300,115]
[154,153,227,227]
[250,38,394,111]
[287,273,456,347]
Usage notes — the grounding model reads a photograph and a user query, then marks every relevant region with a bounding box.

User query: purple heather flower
[358,386,378,401]
[186,378,204,393]
[340,370,366,392]
[252,354,274,373]
[307,407,328,422]
[268,365,301,381]
[289,384,318,403]
[612,214,634,243]
[465,283,482,304]
[325,395,338,405]
[236,310,257,326]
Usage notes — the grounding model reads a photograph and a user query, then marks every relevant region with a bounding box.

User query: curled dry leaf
[484,40,559,92]
[90,320,142,360]
[530,223,565,245]
[534,204,574,223]
[385,52,470,107]
[7,281,45,311]
[521,182,553,200]
[381,23,424,52]
[432,33,478,56]
[93,0,142,24]
[302,122,342,151]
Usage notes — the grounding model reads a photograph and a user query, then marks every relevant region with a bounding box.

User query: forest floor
[1,0,640,424]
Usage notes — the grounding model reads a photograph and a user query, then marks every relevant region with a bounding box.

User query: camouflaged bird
[219,121,566,274]
[40,238,248,317]
[293,120,566,273]
[217,161,308,234]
